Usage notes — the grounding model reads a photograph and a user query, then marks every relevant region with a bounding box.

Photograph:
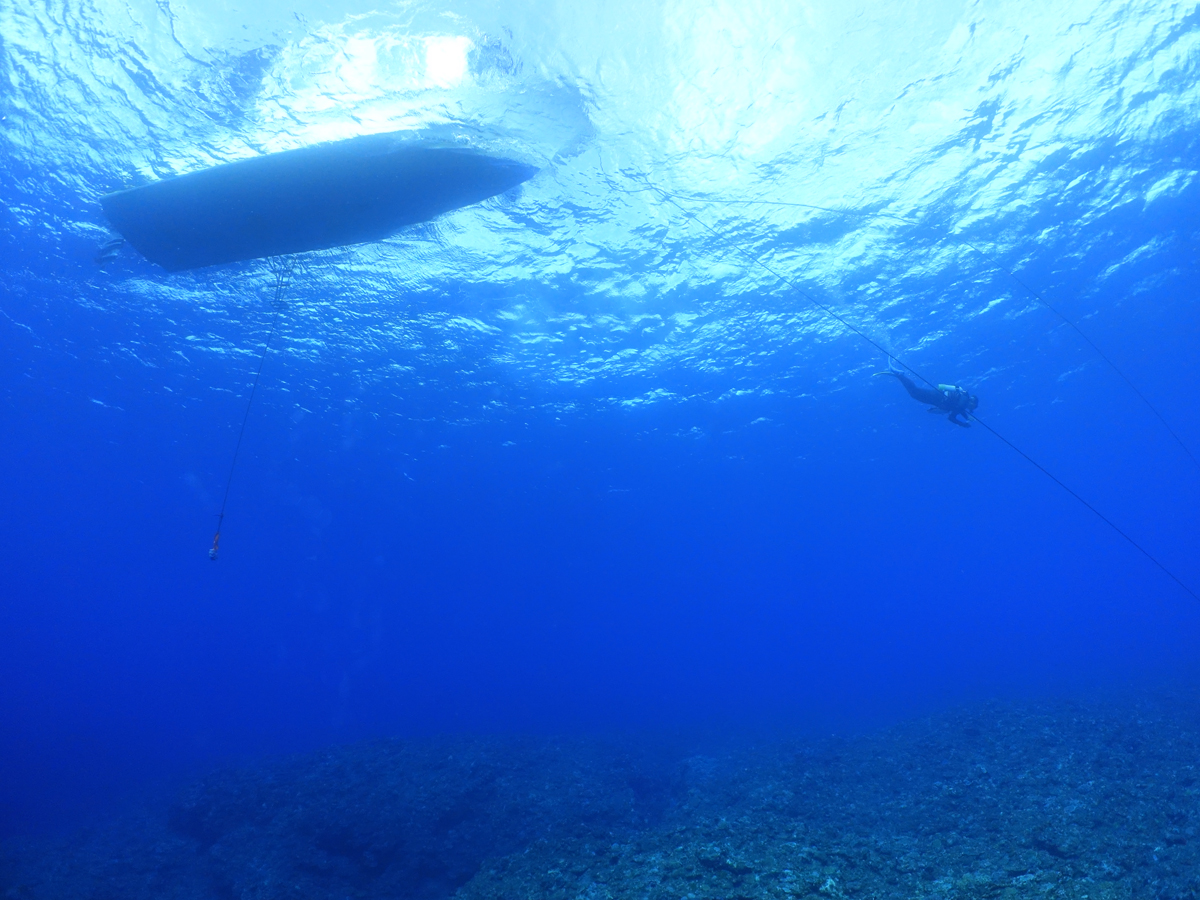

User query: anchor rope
[632,178,1197,603]
[210,258,294,560]
[649,186,1200,474]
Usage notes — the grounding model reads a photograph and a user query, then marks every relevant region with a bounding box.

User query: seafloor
[3,699,1198,900]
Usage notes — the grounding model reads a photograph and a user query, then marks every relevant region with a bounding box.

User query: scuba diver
[876,371,978,427]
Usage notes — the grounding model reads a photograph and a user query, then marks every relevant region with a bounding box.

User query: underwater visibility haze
[3,0,1200,881]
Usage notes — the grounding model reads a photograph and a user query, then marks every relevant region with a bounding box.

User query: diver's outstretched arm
[948,413,971,428]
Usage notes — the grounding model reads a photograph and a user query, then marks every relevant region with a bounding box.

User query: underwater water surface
[2,0,1200,870]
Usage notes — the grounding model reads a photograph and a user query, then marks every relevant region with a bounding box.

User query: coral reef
[4,700,1199,900]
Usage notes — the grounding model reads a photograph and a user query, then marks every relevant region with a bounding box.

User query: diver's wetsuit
[878,371,977,427]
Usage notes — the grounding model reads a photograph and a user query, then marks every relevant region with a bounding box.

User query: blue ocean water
[2,0,1199,840]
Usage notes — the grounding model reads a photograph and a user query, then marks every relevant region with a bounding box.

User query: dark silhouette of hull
[101,135,538,271]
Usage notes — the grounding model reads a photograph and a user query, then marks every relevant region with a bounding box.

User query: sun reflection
[424,36,472,89]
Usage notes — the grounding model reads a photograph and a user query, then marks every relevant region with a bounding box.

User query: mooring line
[969,413,1198,602]
[637,180,1197,603]
[650,185,1200,475]
[210,258,295,560]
